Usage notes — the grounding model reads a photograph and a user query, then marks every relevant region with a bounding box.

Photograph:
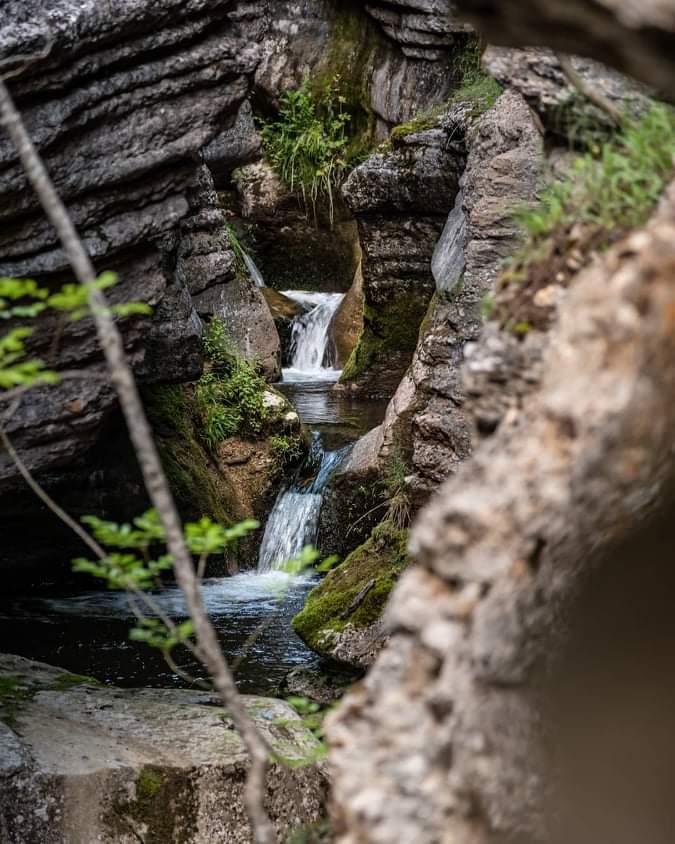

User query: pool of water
[0,572,318,694]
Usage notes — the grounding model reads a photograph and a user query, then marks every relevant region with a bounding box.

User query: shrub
[260,77,351,225]
[514,104,675,263]
[194,319,268,450]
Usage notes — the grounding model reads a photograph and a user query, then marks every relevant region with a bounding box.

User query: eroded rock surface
[340,127,464,397]
[0,654,328,843]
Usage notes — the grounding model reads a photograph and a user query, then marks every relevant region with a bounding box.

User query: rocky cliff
[0,0,473,579]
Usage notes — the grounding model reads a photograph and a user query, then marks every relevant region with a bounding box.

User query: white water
[281,291,343,381]
[257,291,349,573]
[257,441,348,573]
[243,251,266,288]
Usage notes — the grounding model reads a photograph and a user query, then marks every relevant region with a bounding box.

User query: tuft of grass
[260,76,351,226]
[496,103,675,333]
[390,39,502,142]
[195,319,269,450]
[517,104,675,241]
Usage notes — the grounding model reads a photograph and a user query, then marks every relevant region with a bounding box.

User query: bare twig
[555,52,624,127]
[0,80,276,844]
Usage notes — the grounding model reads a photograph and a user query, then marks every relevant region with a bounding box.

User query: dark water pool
[0,572,318,694]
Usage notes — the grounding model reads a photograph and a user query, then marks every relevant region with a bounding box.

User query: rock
[261,288,307,365]
[193,274,282,382]
[294,521,410,668]
[281,664,361,707]
[233,162,360,292]
[328,179,675,844]
[319,425,385,560]
[483,46,652,140]
[376,90,545,502]
[363,1,473,60]
[329,263,364,367]
[0,654,328,843]
[340,128,464,397]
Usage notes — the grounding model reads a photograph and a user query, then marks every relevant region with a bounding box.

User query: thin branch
[0,81,276,844]
[0,424,107,561]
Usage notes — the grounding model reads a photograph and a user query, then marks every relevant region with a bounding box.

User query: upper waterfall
[281,291,344,381]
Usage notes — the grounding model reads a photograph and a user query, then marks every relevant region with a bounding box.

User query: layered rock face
[340,128,464,397]
[0,654,327,843]
[0,0,475,580]
[0,0,277,576]
[377,90,544,502]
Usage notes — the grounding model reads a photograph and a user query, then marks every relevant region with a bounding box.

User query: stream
[0,290,388,694]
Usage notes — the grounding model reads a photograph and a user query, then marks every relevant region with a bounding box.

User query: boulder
[0,654,328,843]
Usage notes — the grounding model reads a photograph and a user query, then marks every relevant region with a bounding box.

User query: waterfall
[281,291,343,380]
[257,436,348,573]
[243,251,266,288]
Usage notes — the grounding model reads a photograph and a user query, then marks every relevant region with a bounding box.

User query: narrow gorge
[1,1,675,843]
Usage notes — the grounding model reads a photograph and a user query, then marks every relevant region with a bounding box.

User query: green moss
[293,521,410,652]
[310,4,388,161]
[145,383,237,528]
[136,767,164,802]
[341,290,431,382]
[0,671,100,728]
[106,766,198,843]
[287,819,334,844]
[0,676,36,728]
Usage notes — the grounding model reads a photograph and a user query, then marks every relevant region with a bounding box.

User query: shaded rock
[329,263,364,367]
[0,654,328,843]
[233,162,360,292]
[363,1,473,60]
[261,288,307,365]
[281,663,361,707]
[340,128,464,397]
[319,425,385,560]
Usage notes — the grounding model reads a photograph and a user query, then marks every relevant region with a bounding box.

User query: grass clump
[497,104,675,332]
[195,318,268,450]
[260,76,351,225]
[518,104,675,241]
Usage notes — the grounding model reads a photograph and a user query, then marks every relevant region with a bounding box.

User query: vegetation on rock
[498,103,675,332]
[293,520,410,655]
[260,77,351,225]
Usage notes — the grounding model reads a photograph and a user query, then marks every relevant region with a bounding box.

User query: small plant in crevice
[496,103,675,334]
[260,76,351,226]
[383,447,412,530]
[270,434,304,468]
[194,318,269,450]
[223,219,248,274]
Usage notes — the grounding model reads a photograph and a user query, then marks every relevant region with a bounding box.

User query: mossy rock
[340,289,432,396]
[293,521,410,660]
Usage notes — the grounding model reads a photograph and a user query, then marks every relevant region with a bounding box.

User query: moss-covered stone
[0,670,99,728]
[293,521,410,656]
[340,290,432,391]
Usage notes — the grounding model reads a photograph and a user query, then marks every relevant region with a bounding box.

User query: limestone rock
[329,263,364,367]
[0,654,328,843]
[340,127,464,397]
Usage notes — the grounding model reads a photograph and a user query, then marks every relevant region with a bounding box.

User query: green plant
[195,319,269,449]
[514,104,675,266]
[260,76,351,225]
[0,274,150,391]
[383,448,411,530]
[270,434,304,467]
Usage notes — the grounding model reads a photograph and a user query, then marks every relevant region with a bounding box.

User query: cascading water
[243,250,266,288]
[281,291,343,381]
[257,435,348,573]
